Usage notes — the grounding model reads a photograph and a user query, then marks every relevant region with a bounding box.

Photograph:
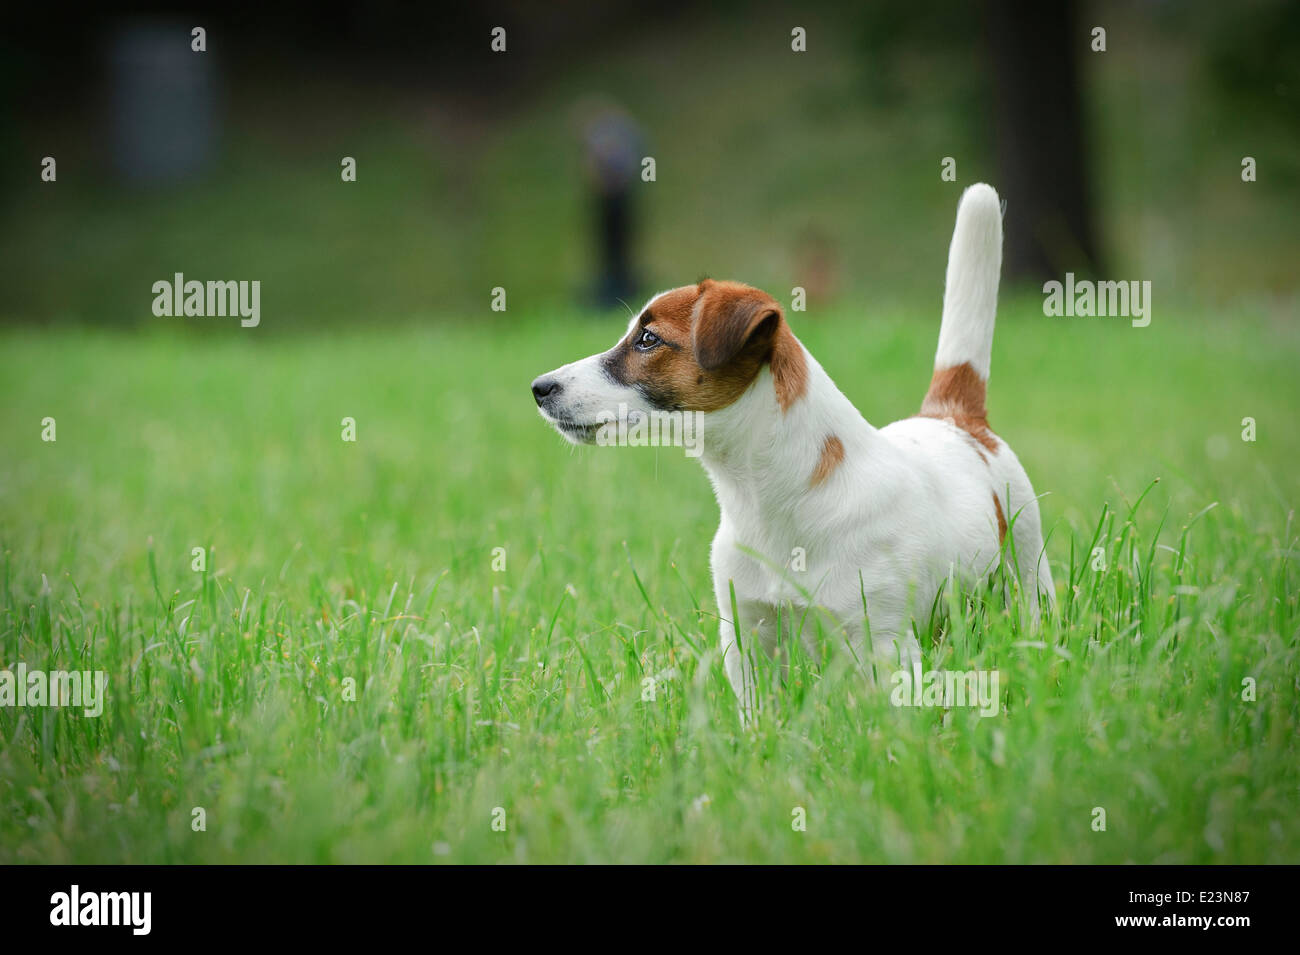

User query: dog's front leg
[716,594,782,728]
[718,609,757,727]
[837,603,922,685]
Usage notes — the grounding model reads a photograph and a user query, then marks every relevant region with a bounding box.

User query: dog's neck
[698,345,886,527]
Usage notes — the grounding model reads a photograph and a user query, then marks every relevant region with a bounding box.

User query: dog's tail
[921,183,1003,420]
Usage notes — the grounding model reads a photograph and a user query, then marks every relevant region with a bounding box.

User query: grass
[1,297,1297,863]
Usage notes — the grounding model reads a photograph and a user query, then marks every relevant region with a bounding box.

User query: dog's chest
[716,514,872,608]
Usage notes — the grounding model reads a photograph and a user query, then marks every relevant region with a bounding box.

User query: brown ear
[692,282,783,372]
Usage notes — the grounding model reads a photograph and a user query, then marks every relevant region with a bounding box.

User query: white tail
[933,183,1003,381]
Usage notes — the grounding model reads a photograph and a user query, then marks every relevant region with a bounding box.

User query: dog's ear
[692,282,783,373]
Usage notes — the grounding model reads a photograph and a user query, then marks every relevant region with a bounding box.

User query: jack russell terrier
[531,183,1054,715]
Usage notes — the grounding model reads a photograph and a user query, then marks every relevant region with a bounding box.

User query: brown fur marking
[993,492,1007,544]
[602,280,807,413]
[810,435,845,487]
[771,323,807,411]
[917,362,998,453]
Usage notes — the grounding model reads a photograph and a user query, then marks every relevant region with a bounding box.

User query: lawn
[1,297,1296,863]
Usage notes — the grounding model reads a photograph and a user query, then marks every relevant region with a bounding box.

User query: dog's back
[881,183,1053,614]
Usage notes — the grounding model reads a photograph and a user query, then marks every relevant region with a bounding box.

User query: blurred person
[109,21,217,183]
[574,96,645,309]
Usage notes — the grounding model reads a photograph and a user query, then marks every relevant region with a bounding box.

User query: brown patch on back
[809,435,844,487]
[917,362,998,453]
[604,280,807,413]
[993,492,1007,544]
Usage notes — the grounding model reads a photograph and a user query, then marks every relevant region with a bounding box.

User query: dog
[531,183,1053,716]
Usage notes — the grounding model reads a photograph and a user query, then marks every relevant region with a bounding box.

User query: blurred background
[1,0,1297,330]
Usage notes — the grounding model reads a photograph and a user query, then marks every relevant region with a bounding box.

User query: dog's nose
[531,375,561,405]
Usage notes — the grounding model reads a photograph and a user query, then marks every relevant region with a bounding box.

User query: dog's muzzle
[531,375,561,407]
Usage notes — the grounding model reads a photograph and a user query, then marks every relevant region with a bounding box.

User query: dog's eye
[634,329,662,351]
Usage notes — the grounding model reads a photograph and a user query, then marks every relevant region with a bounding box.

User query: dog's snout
[531,375,561,406]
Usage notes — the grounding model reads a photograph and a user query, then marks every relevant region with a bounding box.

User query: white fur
[537,184,1053,720]
[701,357,1051,717]
[532,295,673,437]
[935,182,1002,379]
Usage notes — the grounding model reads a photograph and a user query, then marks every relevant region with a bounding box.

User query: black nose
[531,376,560,405]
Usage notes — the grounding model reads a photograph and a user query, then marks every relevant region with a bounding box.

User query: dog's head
[531,280,807,445]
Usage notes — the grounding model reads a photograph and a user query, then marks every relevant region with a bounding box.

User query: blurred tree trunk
[985,0,1102,280]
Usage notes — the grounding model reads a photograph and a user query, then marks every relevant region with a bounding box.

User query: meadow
[1,295,1296,863]
[3,0,1299,865]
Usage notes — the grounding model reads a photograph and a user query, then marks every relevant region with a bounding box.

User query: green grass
[1,298,1297,863]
